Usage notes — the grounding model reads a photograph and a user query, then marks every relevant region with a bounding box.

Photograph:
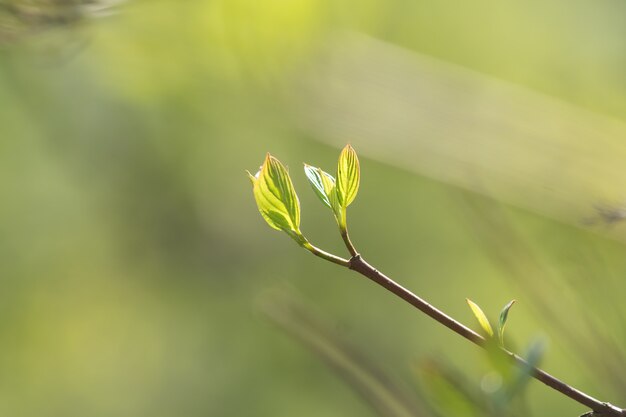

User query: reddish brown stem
[348,254,626,417]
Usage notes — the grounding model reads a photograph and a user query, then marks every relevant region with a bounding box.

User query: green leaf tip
[336,144,360,209]
[248,153,302,241]
[303,163,336,209]
[497,300,516,346]
[466,298,494,338]
[246,169,259,185]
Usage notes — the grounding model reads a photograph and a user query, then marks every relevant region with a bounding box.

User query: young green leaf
[466,299,494,338]
[497,300,516,346]
[327,180,342,221]
[505,338,545,401]
[336,144,360,208]
[248,153,302,241]
[303,164,335,209]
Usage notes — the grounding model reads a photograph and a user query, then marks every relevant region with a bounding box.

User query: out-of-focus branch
[259,290,427,417]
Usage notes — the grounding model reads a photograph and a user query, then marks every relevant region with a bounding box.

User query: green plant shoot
[303,164,336,209]
[498,300,516,346]
[466,298,494,338]
[303,144,360,232]
[336,144,360,208]
[335,144,360,229]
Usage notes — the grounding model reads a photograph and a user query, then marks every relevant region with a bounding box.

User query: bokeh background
[2,1,626,416]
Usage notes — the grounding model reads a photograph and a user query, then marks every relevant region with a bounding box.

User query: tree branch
[347,254,626,417]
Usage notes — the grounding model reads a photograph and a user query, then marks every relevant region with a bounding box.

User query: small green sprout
[303,164,336,210]
[304,144,360,230]
[336,144,360,209]
[466,299,516,347]
[466,299,494,338]
[247,145,360,265]
[498,300,516,346]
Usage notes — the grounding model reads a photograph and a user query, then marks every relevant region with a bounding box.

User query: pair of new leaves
[247,144,360,244]
[248,146,516,348]
[467,298,516,347]
[466,299,546,411]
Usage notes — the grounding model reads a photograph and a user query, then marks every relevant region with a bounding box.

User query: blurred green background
[2,1,626,416]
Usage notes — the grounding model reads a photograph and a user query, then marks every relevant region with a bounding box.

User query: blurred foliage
[0,0,118,48]
[1,1,626,416]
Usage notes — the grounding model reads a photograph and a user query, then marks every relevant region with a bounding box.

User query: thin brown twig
[344,253,625,416]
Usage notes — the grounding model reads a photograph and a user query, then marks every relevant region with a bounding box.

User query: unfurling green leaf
[304,164,336,209]
[497,300,516,346]
[248,153,304,243]
[466,299,494,338]
[505,338,545,401]
[336,144,360,208]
